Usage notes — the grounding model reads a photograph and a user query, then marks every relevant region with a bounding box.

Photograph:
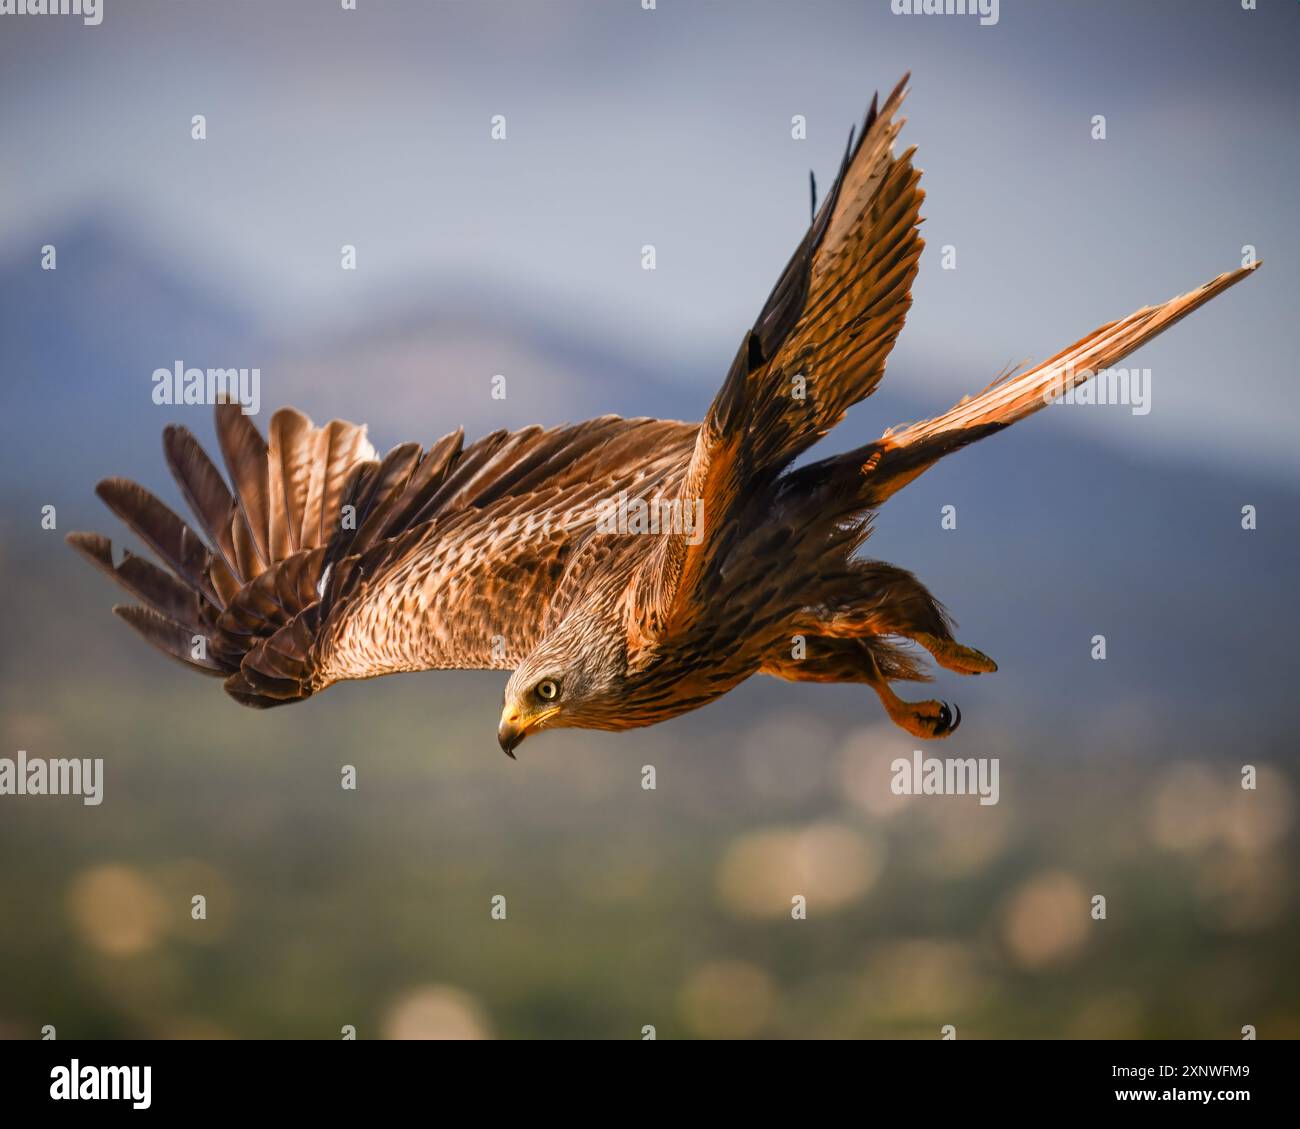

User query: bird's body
[70,77,1258,752]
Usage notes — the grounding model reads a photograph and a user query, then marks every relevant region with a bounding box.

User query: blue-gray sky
[2,0,1296,476]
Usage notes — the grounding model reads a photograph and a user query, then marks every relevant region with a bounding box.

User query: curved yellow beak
[497,717,525,758]
[496,705,559,758]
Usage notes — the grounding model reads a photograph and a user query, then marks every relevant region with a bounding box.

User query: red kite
[70,77,1257,753]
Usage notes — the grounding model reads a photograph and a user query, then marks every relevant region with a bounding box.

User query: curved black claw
[938,702,962,737]
[887,696,964,740]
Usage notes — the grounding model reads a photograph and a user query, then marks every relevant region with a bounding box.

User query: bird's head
[497,621,626,756]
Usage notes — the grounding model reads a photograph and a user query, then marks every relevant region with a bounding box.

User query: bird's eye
[535,679,560,702]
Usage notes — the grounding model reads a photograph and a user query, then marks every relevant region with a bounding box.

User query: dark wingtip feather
[863,90,879,136]
[215,401,272,571]
[67,530,201,626]
[112,604,229,676]
[223,670,301,709]
[66,529,110,561]
[162,423,239,575]
[93,477,218,603]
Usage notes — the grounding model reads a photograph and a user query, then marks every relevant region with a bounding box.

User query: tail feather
[866,263,1260,499]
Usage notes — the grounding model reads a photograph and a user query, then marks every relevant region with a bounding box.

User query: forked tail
[857,262,1260,501]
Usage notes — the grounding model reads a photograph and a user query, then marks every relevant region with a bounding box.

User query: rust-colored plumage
[70,77,1258,751]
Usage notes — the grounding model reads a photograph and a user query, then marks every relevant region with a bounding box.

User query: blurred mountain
[0,219,261,487]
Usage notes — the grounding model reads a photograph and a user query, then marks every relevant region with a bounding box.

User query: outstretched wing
[640,76,923,636]
[70,404,697,707]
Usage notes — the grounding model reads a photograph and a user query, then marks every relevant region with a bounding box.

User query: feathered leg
[762,635,962,739]
[804,562,997,676]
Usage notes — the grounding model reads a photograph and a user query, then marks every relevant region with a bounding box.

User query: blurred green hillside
[1,548,1295,1040]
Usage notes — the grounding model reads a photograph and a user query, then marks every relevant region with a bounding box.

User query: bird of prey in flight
[69,77,1257,755]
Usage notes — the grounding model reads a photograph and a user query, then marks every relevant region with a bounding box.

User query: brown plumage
[69,76,1259,752]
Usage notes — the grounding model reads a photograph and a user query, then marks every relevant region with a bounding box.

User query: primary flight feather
[69,77,1258,753]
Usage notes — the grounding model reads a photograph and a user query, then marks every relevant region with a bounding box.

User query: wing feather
[215,404,272,571]
[643,77,922,635]
[71,406,699,707]
[267,406,315,556]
